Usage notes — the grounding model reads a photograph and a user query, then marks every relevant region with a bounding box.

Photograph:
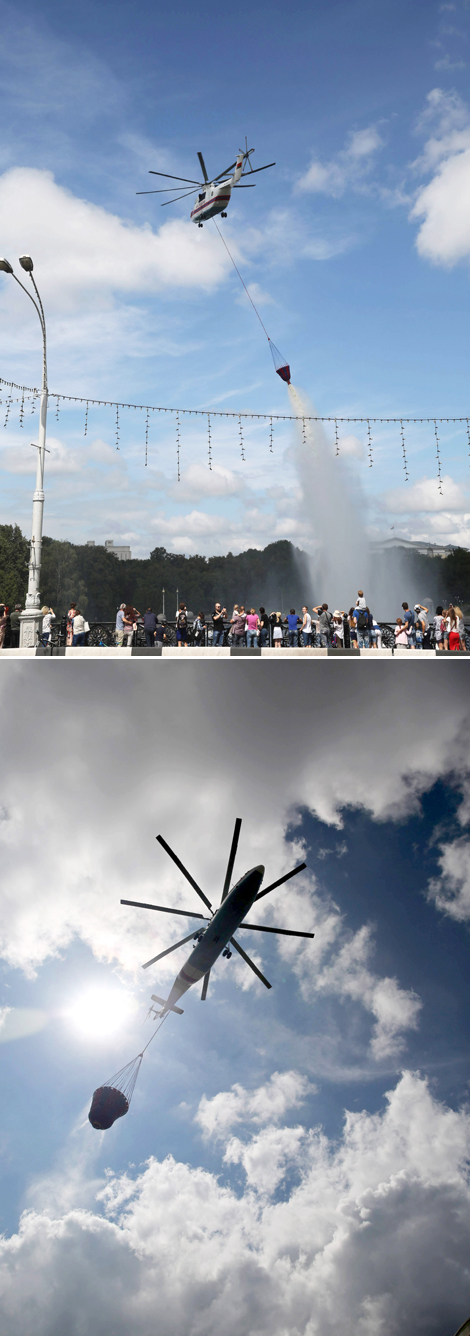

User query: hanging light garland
[2,374,470,495]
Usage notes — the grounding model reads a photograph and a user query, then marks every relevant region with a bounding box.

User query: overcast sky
[2,0,470,555]
[1,660,470,1335]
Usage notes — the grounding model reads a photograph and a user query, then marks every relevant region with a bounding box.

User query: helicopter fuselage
[159,865,264,1013]
[190,179,233,224]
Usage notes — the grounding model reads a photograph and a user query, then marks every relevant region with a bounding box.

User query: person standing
[143,607,158,647]
[394,617,409,648]
[354,605,370,649]
[66,602,77,646]
[115,604,126,647]
[257,606,269,647]
[401,602,415,647]
[123,605,137,647]
[447,607,460,652]
[193,612,206,646]
[245,608,259,647]
[176,603,189,648]
[212,604,226,647]
[271,612,283,648]
[72,609,86,646]
[314,603,334,648]
[301,606,312,647]
[231,606,247,645]
[347,608,358,649]
[9,604,21,648]
[0,605,7,649]
[41,606,56,647]
[455,605,466,651]
[286,609,300,647]
[332,611,345,647]
[433,606,445,650]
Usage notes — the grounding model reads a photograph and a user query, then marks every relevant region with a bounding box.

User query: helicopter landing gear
[222,947,232,959]
[198,222,203,228]
[221,212,227,218]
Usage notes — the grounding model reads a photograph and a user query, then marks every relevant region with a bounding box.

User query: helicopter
[136,141,275,226]
[121,818,314,1015]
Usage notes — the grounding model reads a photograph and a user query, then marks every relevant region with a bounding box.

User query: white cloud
[338,433,365,459]
[170,463,244,502]
[196,1070,312,1139]
[428,836,470,921]
[380,474,469,513]
[1,1072,470,1336]
[410,89,470,266]
[0,670,469,1062]
[297,125,384,198]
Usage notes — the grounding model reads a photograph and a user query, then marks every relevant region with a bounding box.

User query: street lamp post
[0,256,48,648]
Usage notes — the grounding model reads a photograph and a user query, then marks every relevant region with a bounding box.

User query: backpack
[177,611,187,629]
[357,610,368,631]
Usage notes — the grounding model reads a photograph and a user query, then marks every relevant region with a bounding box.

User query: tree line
[1,524,469,621]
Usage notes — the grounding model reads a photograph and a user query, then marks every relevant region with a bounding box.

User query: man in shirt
[115,604,126,647]
[313,603,334,648]
[10,604,21,648]
[414,603,429,650]
[231,606,247,645]
[286,609,300,647]
[143,607,158,647]
[401,602,415,646]
[212,604,226,646]
[258,606,269,647]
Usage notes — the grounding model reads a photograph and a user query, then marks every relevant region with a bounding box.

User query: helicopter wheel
[198,222,203,228]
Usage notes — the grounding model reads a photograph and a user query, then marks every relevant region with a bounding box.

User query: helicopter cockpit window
[198,192,206,201]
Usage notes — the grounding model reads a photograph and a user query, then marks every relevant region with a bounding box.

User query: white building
[372,537,457,559]
[104,539,132,561]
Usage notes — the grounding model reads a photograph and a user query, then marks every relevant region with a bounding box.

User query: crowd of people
[109,592,468,650]
[0,591,467,650]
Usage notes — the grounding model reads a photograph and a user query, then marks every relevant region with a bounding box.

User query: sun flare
[66,987,137,1040]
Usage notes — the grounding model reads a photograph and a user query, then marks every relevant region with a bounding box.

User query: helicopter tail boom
[151,994,184,1016]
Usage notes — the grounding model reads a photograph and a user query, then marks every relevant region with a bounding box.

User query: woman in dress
[66,602,76,646]
[394,617,409,648]
[447,607,460,652]
[271,611,284,649]
[454,605,466,651]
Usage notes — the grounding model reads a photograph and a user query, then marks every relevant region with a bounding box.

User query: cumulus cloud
[1,668,469,1065]
[169,463,245,502]
[380,474,469,514]
[196,1070,312,1139]
[428,836,470,921]
[410,89,470,266]
[297,126,384,198]
[1,1072,470,1335]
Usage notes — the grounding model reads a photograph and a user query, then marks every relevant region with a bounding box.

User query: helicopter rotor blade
[156,835,212,910]
[197,152,209,183]
[230,936,271,989]
[137,186,200,195]
[241,162,275,175]
[161,188,200,206]
[121,898,208,920]
[221,817,242,902]
[238,923,314,938]
[201,970,211,1000]
[149,170,202,184]
[142,930,197,970]
[255,862,307,902]
[213,160,237,181]
[232,184,256,188]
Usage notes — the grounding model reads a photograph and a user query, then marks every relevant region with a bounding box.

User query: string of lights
[1,375,470,425]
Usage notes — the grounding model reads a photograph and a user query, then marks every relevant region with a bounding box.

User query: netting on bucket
[269,340,291,384]
[88,1053,143,1130]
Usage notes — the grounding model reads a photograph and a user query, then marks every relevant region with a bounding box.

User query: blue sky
[2,663,470,1334]
[2,0,470,558]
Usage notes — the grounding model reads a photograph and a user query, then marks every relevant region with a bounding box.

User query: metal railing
[28,617,470,652]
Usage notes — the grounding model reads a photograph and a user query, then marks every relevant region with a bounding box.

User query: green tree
[0,525,29,606]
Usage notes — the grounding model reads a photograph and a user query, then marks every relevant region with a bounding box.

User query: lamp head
[19,255,33,272]
[0,258,13,274]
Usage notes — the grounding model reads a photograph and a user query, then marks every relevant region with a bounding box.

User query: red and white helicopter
[136,141,275,226]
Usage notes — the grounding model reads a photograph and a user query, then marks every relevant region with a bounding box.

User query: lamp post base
[19,610,42,649]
